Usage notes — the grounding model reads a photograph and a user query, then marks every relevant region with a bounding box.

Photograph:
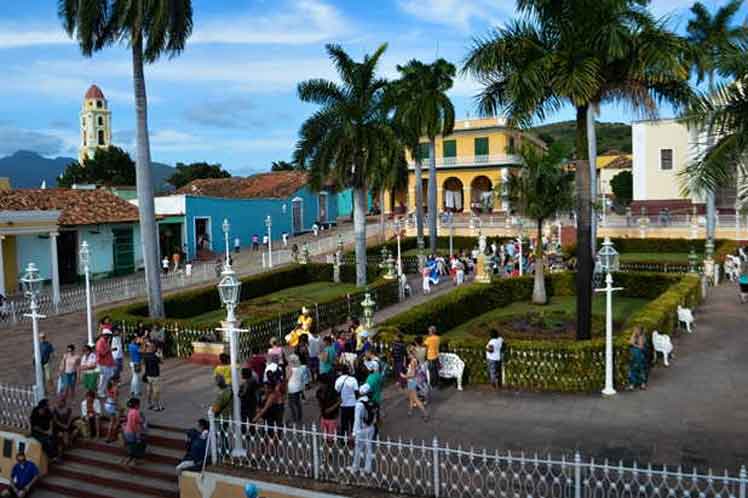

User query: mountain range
[0,150,176,190]
[530,121,632,155]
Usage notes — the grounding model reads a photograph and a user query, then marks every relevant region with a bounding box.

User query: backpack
[362,399,379,427]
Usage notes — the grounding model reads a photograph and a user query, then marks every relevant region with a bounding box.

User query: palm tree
[507,143,574,303]
[370,125,409,243]
[59,0,193,318]
[684,0,748,254]
[464,0,690,340]
[392,59,456,253]
[294,43,398,287]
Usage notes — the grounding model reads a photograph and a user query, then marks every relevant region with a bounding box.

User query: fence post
[208,410,218,465]
[311,423,320,481]
[739,465,746,498]
[574,451,582,498]
[432,437,440,498]
[315,304,320,333]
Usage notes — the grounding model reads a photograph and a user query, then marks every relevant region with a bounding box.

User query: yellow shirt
[424,335,440,361]
[213,365,233,385]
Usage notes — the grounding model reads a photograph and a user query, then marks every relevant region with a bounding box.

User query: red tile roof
[0,189,139,226]
[177,171,310,199]
[85,84,105,100]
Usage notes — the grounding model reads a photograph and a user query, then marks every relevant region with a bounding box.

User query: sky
[0,0,739,175]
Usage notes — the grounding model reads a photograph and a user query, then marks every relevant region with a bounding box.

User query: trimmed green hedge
[565,238,730,259]
[376,271,701,392]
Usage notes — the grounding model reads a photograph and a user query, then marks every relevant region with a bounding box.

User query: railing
[0,383,35,432]
[0,229,358,329]
[407,153,521,169]
[211,418,748,498]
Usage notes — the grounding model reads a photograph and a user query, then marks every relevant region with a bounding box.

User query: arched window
[83,132,87,147]
[98,116,103,126]
[96,100,103,109]
[98,130,105,145]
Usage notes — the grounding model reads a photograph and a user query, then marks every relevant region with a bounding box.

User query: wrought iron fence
[210,417,748,498]
[0,383,35,432]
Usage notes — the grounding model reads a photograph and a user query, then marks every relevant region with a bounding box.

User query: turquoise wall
[184,188,337,260]
[337,188,373,219]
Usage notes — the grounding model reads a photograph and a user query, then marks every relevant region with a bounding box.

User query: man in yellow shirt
[423,326,440,388]
[213,353,233,385]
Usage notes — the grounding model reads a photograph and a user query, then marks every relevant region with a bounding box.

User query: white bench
[651,331,673,367]
[437,353,464,391]
[677,305,694,334]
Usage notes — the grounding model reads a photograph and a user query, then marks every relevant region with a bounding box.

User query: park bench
[437,353,464,391]
[651,331,673,367]
[677,305,694,334]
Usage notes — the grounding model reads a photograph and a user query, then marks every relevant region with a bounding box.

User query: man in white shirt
[234,236,241,253]
[307,331,321,382]
[348,384,376,474]
[485,329,504,390]
[334,366,359,437]
[111,328,124,379]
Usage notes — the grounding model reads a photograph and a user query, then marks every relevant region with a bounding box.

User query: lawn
[619,252,696,263]
[187,281,359,328]
[446,295,650,342]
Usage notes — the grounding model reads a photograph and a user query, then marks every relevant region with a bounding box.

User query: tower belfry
[79,84,112,163]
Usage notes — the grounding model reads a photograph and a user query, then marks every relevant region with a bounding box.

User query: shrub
[563,238,731,260]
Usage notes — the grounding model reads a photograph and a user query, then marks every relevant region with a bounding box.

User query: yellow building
[383,118,545,215]
[79,84,112,163]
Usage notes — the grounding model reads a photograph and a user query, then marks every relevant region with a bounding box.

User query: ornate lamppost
[79,241,94,346]
[222,218,231,265]
[516,218,524,277]
[594,237,622,396]
[265,215,273,268]
[216,260,245,457]
[21,262,46,402]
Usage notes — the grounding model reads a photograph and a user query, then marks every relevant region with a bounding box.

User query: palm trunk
[353,186,368,287]
[414,157,425,247]
[587,103,598,257]
[132,36,164,318]
[532,219,546,304]
[575,106,593,340]
[379,189,386,243]
[428,138,438,252]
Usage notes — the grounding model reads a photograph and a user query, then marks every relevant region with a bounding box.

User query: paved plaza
[2,281,746,472]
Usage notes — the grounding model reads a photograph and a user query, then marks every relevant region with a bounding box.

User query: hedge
[376,271,701,392]
[564,237,731,259]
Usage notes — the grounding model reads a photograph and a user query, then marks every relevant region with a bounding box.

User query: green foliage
[270,160,305,172]
[564,238,730,260]
[58,146,135,187]
[610,170,633,205]
[530,121,632,155]
[167,162,230,189]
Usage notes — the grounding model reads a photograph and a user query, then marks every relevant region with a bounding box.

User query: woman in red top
[123,398,146,466]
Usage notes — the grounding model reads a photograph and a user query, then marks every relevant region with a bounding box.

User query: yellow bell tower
[79,84,112,163]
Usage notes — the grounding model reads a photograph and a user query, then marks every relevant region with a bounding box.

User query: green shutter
[112,227,135,276]
[415,143,430,161]
[443,140,457,158]
[474,137,489,156]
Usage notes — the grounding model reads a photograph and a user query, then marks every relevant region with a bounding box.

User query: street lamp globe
[265,215,272,229]
[79,241,91,268]
[20,262,43,299]
[217,267,241,307]
[597,237,619,274]
[222,218,230,235]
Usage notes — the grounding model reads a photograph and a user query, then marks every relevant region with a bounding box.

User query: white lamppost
[448,212,454,257]
[595,237,622,397]
[393,218,403,277]
[79,241,94,346]
[222,218,231,266]
[216,262,245,457]
[21,262,46,403]
[516,219,524,277]
[265,215,273,268]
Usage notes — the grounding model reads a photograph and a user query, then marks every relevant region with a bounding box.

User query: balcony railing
[408,153,521,169]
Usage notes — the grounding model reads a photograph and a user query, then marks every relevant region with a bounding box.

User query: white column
[0,235,5,297]
[49,232,60,306]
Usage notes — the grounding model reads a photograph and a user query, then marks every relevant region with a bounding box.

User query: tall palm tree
[294,43,397,287]
[685,0,748,254]
[370,125,409,243]
[464,0,690,340]
[59,0,193,318]
[393,59,456,253]
[507,143,574,304]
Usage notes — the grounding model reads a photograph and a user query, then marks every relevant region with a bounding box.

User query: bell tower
[79,84,112,163]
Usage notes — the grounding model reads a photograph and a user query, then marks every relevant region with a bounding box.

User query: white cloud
[0,27,69,49]
[397,0,512,31]
[146,128,295,154]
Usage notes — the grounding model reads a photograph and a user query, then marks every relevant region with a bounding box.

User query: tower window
[98,130,105,145]
[98,116,103,126]
[96,100,103,109]
[82,117,86,127]
[83,133,87,146]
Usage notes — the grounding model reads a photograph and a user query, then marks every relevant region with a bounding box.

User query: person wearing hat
[286,307,313,347]
[95,329,115,398]
[348,383,377,474]
[364,358,383,407]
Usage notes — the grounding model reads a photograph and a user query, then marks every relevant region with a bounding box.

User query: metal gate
[292,198,303,234]
[112,227,135,276]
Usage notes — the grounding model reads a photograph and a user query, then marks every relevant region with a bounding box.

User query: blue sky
[0,0,738,174]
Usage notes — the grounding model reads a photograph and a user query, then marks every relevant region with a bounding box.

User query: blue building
[159,171,338,260]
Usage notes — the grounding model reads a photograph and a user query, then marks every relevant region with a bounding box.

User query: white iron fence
[0,383,35,432]
[210,417,748,498]
[0,229,358,329]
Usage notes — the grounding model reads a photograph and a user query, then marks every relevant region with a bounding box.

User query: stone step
[29,488,79,498]
[38,474,154,498]
[66,447,178,477]
[77,440,182,465]
[58,456,178,486]
[49,463,179,498]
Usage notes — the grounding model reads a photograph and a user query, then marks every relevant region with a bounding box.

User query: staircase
[35,424,186,498]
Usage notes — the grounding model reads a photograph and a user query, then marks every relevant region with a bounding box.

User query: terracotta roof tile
[85,84,105,100]
[0,189,139,226]
[177,171,309,199]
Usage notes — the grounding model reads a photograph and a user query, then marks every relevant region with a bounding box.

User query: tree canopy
[610,170,633,205]
[58,146,135,187]
[167,162,231,189]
